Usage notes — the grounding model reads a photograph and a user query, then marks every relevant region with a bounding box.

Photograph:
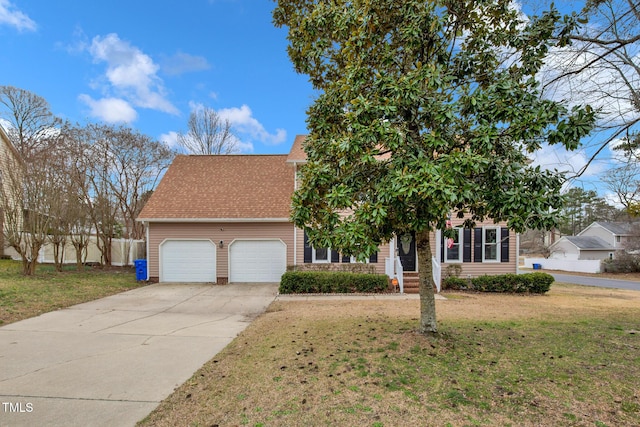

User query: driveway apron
[0,282,278,427]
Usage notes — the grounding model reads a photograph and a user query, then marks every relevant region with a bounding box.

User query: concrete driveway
[0,282,278,427]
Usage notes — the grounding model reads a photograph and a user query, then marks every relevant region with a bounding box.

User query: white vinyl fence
[522,257,602,274]
[4,236,145,266]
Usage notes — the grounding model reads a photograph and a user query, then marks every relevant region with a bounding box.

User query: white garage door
[160,240,216,282]
[229,240,286,282]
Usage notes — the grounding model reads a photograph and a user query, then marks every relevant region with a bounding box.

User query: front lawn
[140,283,640,427]
[0,259,146,325]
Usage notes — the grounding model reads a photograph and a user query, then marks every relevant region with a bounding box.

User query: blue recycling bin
[532,263,541,270]
[134,259,147,281]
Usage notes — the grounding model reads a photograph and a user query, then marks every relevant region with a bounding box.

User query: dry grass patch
[140,284,640,427]
[0,259,146,325]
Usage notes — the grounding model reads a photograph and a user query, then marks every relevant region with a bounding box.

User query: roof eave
[137,217,291,223]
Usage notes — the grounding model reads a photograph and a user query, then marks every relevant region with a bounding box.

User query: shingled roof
[563,236,613,250]
[137,154,294,221]
[286,134,307,163]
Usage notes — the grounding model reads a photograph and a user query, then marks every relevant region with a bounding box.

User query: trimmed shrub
[443,264,463,280]
[448,272,554,294]
[441,276,469,290]
[286,263,377,274]
[279,271,388,294]
[524,272,554,293]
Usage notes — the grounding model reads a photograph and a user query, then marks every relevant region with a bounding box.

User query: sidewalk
[276,292,446,301]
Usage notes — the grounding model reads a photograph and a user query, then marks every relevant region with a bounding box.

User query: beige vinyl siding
[293,220,516,277]
[0,128,23,254]
[294,227,391,275]
[437,217,517,277]
[147,222,294,281]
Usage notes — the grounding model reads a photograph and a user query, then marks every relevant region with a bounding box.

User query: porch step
[403,272,420,294]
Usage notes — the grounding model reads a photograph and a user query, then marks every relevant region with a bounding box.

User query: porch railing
[432,256,441,293]
[386,254,440,294]
[395,257,404,293]
[385,256,404,293]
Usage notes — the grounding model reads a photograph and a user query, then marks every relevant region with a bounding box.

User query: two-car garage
[159,238,287,283]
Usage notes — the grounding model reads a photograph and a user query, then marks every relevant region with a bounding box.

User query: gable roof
[585,221,638,236]
[286,134,307,163]
[138,154,294,222]
[556,236,613,251]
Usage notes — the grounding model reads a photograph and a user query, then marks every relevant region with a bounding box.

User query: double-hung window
[483,227,500,262]
[444,228,462,262]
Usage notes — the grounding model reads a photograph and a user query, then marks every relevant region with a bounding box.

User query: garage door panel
[161,240,216,282]
[229,240,286,283]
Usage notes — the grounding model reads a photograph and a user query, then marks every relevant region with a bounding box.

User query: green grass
[139,287,640,427]
[0,259,146,325]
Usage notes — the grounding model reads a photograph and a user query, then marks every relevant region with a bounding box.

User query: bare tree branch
[177,107,238,155]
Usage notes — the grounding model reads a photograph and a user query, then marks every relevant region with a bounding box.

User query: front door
[397,232,416,272]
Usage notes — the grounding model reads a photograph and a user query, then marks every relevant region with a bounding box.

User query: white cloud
[0,0,36,32]
[159,131,179,149]
[78,94,138,123]
[530,143,607,179]
[229,134,254,153]
[540,41,639,127]
[217,104,287,145]
[160,51,210,76]
[87,33,179,115]
[603,192,627,209]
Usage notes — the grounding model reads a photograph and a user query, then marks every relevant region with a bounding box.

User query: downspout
[293,162,298,266]
[145,221,150,280]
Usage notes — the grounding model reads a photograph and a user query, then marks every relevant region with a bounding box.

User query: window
[444,228,462,262]
[313,247,330,263]
[483,227,500,262]
[616,236,621,243]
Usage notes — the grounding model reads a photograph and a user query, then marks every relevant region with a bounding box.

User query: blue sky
[0,0,624,201]
[0,0,312,154]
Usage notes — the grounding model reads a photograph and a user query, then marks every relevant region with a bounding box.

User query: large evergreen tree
[274,0,595,333]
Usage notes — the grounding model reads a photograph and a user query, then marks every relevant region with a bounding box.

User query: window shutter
[369,252,378,263]
[331,250,340,263]
[501,228,510,262]
[440,232,445,262]
[474,228,482,262]
[463,228,472,262]
[303,231,312,263]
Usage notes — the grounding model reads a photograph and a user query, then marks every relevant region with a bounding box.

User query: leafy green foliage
[274,0,594,331]
[443,272,554,293]
[280,271,389,294]
[274,0,595,254]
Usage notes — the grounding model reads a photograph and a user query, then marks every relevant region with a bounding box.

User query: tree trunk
[52,240,64,272]
[72,241,85,271]
[416,229,437,334]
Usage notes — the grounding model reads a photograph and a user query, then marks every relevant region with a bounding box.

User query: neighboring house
[0,124,24,256]
[548,236,614,261]
[578,221,639,251]
[548,221,640,261]
[137,135,518,289]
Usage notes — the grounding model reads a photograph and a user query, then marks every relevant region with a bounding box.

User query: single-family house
[579,221,639,251]
[548,221,639,261]
[137,135,519,291]
[0,124,24,256]
[548,236,614,261]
